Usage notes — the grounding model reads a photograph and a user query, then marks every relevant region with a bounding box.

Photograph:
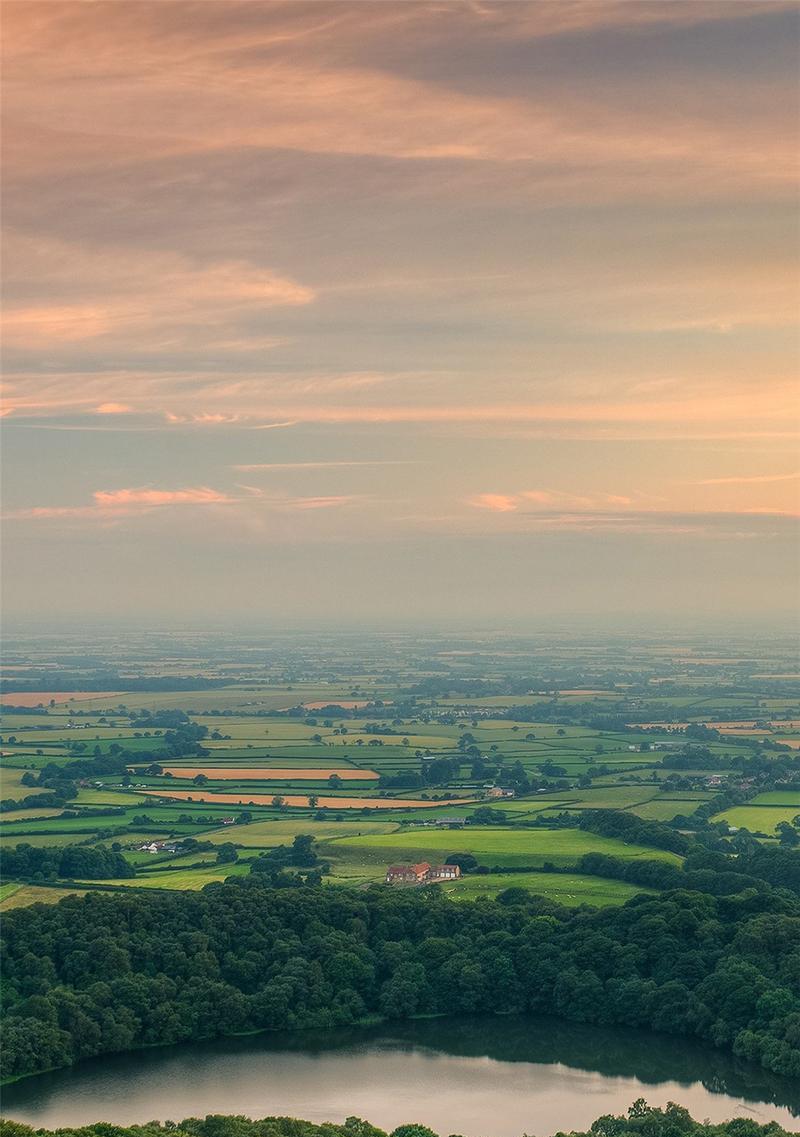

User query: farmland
[1,627,798,911]
[443,871,654,904]
[331,827,682,868]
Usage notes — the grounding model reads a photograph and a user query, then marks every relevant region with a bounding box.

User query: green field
[712,806,800,834]
[740,791,800,807]
[628,800,705,821]
[442,871,655,905]
[332,827,682,869]
[89,863,252,890]
[202,817,401,847]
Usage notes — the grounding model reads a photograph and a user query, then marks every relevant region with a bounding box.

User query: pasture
[442,871,654,905]
[712,805,800,834]
[93,863,252,890]
[202,817,400,846]
[331,827,682,869]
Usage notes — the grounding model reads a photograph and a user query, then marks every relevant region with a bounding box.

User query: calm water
[3,1018,798,1136]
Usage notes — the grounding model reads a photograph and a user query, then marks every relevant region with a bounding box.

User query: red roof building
[385,862,460,884]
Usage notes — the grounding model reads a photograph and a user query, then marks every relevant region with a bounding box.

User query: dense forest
[0,1102,795,1137]
[2,867,799,1083]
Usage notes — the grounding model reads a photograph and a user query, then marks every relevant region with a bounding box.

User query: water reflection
[3,1016,798,1136]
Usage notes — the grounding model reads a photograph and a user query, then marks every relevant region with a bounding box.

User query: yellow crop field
[140,789,476,810]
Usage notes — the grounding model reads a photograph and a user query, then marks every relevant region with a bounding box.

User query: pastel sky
[2,0,798,624]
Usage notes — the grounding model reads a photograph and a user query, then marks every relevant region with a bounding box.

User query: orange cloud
[6,484,370,525]
[695,472,800,486]
[1,236,314,352]
[468,493,518,512]
[7,485,235,521]
[289,495,364,510]
[469,489,656,515]
[92,487,232,508]
[94,402,132,415]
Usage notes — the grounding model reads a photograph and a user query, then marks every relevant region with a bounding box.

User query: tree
[216,844,239,864]
[445,852,478,873]
[328,774,343,789]
[776,822,799,847]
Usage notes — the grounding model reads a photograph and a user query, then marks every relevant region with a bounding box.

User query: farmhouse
[386,862,430,884]
[385,862,461,885]
[428,864,461,881]
[136,840,180,854]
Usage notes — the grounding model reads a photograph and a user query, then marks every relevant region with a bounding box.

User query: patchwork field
[3,629,798,910]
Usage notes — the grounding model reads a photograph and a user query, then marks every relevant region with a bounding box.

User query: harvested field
[159,766,379,781]
[0,884,89,909]
[0,807,67,823]
[140,789,475,810]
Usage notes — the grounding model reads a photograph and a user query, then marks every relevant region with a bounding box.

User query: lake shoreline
[3,1015,798,1134]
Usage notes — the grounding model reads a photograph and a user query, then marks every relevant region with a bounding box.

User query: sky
[2,0,799,626]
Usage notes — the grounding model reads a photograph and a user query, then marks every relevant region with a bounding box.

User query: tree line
[2,859,799,1083]
[0,843,135,881]
[0,1102,795,1137]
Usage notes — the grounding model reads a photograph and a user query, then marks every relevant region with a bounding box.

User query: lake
[3,1017,798,1136]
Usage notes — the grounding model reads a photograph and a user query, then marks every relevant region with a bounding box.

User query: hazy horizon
[2,1,798,624]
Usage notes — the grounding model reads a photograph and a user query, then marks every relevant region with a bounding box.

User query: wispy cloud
[94,402,132,415]
[467,489,641,513]
[467,493,518,513]
[2,235,314,357]
[7,484,368,524]
[694,471,800,486]
[8,485,235,521]
[93,487,232,508]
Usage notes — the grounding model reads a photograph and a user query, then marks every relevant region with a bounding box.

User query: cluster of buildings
[135,840,181,854]
[385,862,462,885]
